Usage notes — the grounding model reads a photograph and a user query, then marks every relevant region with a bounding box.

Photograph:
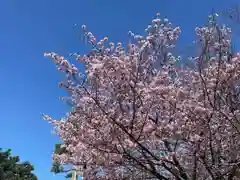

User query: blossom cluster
[44,13,240,179]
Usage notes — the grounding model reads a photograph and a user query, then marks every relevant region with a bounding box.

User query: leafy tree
[0,148,37,180]
[44,11,240,180]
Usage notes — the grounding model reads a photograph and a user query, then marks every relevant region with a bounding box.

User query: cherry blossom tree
[43,12,240,180]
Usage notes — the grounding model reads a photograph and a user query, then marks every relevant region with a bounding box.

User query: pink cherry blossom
[44,13,240,180]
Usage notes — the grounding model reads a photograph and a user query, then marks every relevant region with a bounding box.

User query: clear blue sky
[0,0,239,179]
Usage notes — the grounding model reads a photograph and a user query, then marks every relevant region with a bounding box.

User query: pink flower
[143,123,155,133]
[44,12,240,180]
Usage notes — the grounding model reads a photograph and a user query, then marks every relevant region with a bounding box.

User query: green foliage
[51,144,66,175]
[54,144,67,155]
[51,161,64,173]
[0,148,37,180]
[51,144,78,179]
[51,161,78,179]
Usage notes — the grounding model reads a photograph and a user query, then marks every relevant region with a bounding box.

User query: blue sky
[0,0,239,179]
